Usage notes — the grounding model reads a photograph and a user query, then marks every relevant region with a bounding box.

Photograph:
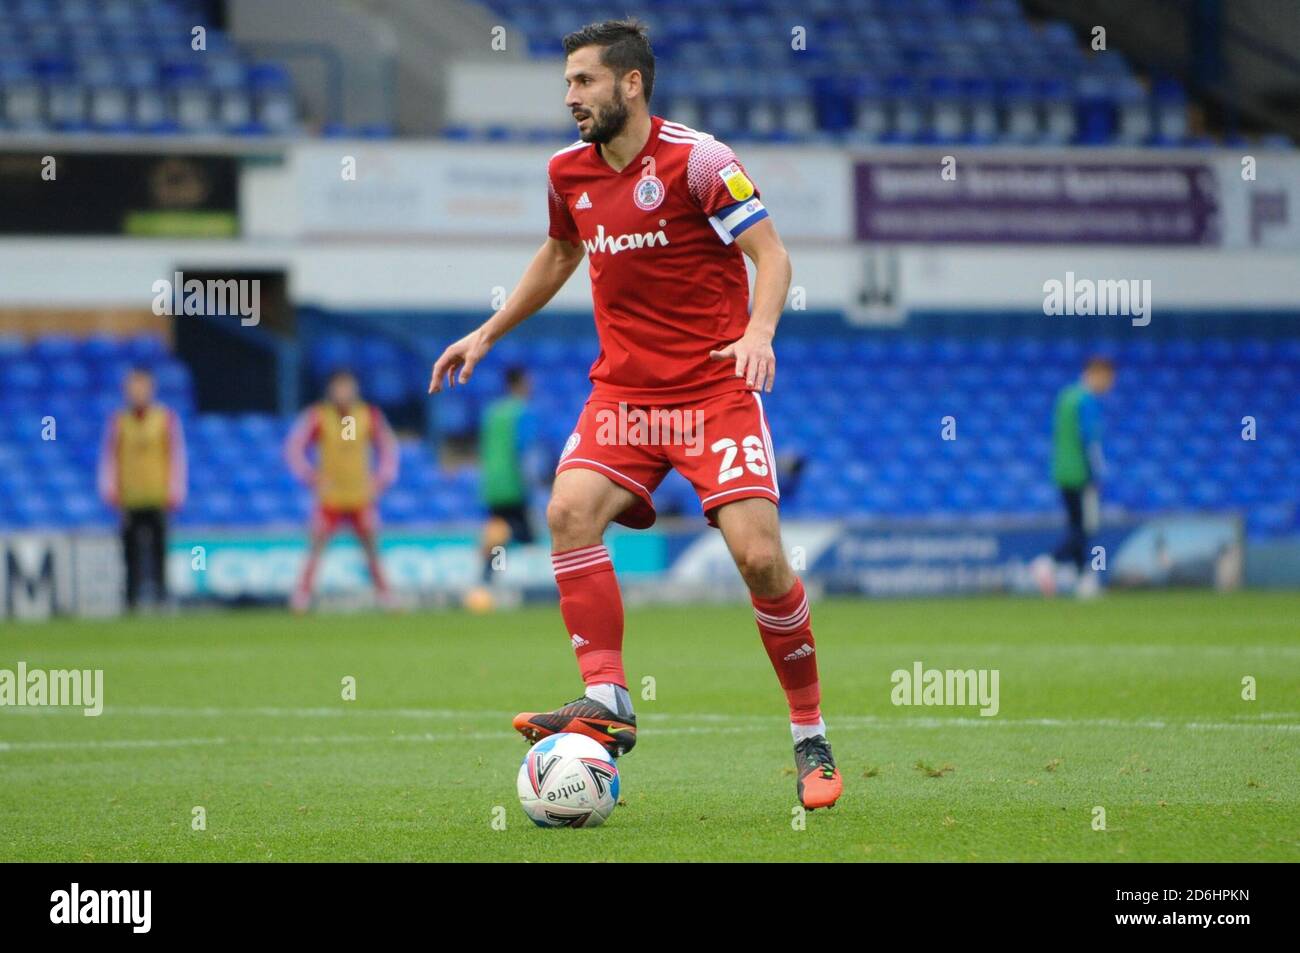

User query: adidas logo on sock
[783,642,815,661]
[570,633,590,648]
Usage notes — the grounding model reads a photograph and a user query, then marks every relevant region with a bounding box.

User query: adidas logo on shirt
[574,192,592,209]
[783,643,815,661]
[570,633,590,648]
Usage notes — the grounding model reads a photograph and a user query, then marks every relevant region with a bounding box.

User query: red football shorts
[555,388,780,528]
[312,503,379,537]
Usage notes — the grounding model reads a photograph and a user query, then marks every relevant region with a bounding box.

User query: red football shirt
[547,115,771,404]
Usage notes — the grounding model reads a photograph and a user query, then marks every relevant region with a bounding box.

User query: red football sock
[552,544,626,689]
[752,578,822,725]
[362,544,390,595]
[295,550,321,598]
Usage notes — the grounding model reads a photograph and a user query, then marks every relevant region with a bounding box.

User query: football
[517,732,620,828]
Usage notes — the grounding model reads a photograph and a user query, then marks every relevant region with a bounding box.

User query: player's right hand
[429,328,491,393]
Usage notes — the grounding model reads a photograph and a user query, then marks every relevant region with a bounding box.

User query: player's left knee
[734,540,788,591]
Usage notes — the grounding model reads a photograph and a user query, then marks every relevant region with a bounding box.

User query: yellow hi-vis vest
[317,402,374,509]
[115,406,172,509]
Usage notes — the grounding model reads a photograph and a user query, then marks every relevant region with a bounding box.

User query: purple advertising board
[854,159,1221,245]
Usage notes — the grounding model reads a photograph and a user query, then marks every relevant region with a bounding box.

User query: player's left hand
[709,332,776,392]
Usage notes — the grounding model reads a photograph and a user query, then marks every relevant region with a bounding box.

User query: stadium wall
[1,142,1297,314]
[4,140,1299,617]
[1,237,1295,314]
[1,511,1251,620]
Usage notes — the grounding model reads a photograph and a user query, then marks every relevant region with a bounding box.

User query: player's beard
[576,86,629,144]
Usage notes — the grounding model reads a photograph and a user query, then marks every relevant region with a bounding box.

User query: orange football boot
[513,696,637,757]
[794,735,843,809]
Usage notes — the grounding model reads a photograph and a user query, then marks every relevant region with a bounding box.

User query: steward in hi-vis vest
[98,366,187,610]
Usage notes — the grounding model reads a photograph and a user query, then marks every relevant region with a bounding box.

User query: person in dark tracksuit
[1033,356,1114,598]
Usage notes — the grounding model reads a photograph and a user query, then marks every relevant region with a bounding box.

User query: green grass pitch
[1,591,1296,862]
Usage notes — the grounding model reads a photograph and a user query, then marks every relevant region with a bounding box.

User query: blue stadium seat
[3,324,1300,538]
[0,0,301,136]
[470,0,1169,145]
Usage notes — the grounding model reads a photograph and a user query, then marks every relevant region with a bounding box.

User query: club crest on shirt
[561,432,581,459]
[632,174,665,211]
[718,161,755,201]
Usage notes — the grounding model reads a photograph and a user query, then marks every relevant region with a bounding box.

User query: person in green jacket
[470,367,539,607]
[1033,356,1115,598]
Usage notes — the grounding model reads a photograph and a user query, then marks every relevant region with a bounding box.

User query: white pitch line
[1,705,502,720]
[0,724,765,754]
[8,704,1299,732]
[0,737,231,753]
[2,711,1295,756]
[903,644,1300,658]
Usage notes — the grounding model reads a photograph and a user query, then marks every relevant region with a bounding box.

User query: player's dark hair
[1085,356,1115,374]
[127,365,153,379]
[562,18,655,104]
[327,367,356,384]
[505,365,529,388]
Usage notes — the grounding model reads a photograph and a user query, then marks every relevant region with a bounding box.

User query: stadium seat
[0,0,302,135]
[470,0,1177,145]
[3,325,1299,536]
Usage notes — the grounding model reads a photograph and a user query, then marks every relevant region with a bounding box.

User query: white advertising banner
[295,142,553,239]
[292,141,854,242]
[1210,152,1300,249]
[0,533,123,620]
